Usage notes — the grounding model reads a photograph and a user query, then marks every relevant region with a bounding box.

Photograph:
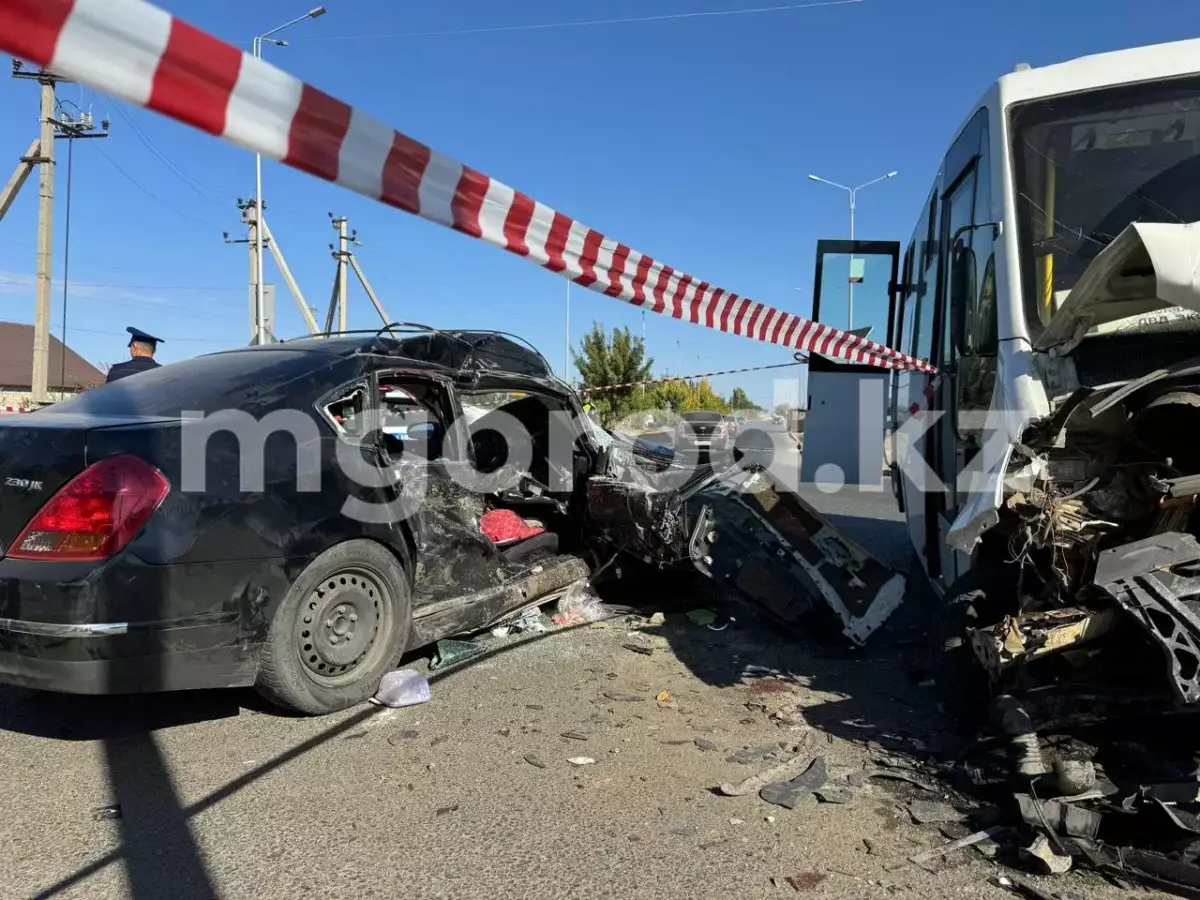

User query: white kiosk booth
[799,239,901,490]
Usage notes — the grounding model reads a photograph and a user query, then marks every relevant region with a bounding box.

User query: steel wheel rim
[295,566,390,686]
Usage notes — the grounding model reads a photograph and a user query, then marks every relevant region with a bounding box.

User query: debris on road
[908,800,967,825]
[686,608,717,627]
[694,738,716,752]
[553,581,608,626]
[759,756,829,810]
[814,786,854,805]
[373,669,432,708]
[719,750,816,798]
[648,612,666,626]
[387,729,420,746]
[1052,759,1096,796]
[568,756,595,767]
[862,768,941,793]
[907,828,1007,872]
[727,743,784,765]
[91,805,122,822]
[1021,834,1073,875]
[783,872,828,891]
[622,643,655,656]
[601,690,645,702]
[1015,794,1101,840]
[560,731,589,741]
[524,753,547,769]
[429,639,484,671]
[435,802,460,816]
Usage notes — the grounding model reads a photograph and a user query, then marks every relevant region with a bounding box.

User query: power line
[87,142,224,231]
[62,324,243,344]
[0,276,240,291]
[109,101,226,202]
[294,0,864,42]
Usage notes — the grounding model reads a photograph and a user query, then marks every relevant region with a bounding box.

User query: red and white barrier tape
[2,406,33,414]
[580,360,804,394]
[0,0,935,375]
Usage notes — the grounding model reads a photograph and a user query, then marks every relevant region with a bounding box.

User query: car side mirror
[950,243,976,357]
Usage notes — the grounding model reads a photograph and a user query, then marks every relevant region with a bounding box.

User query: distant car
[675,411,731,456]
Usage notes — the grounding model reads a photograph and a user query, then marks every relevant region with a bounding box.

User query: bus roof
[998,37,1200,107]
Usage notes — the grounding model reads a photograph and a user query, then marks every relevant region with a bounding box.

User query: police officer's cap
[126,326,164,349]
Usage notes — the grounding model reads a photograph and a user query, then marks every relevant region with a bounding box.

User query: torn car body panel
[588,461,908,645]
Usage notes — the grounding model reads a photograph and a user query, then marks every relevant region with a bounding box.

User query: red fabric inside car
[480,509,545,545]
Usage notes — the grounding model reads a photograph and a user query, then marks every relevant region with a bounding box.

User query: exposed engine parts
[959,374,1200,729]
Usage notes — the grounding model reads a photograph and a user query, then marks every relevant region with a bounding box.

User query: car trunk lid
[0,413,175,557]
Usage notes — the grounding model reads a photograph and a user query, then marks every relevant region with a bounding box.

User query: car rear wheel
[255,540,411,715]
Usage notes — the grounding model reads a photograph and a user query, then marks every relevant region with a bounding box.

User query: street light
[251,7,326,345]
[807,170,898,330]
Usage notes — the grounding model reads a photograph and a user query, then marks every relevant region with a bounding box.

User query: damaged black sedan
[0,326,900,714]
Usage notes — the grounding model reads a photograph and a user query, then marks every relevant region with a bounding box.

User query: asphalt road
[0,460,1122,900]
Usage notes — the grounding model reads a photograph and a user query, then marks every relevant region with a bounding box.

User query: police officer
[105,327,164,383]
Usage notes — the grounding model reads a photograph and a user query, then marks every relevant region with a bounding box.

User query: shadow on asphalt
[8,620,612,900]
[5,467,942,900]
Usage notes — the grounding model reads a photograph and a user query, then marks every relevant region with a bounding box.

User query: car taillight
[8,455,170,561]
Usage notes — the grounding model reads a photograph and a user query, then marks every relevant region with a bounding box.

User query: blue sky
[0,0,1190,406]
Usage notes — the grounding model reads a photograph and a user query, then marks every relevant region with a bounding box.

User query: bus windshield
[1011,74,1200,340]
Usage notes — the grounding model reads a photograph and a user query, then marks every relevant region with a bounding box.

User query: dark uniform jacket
[105,356,161,383]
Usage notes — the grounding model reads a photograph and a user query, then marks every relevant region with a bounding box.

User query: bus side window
[912,185,940,362]
[896,243,916,351]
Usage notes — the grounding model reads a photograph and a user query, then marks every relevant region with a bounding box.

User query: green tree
[649,379,689,412]
[774,403,792,418]
[573,322,654,427]
[729,387,753,410]
[681,379,730,413]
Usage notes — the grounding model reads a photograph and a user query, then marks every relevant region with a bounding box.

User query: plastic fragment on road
[1021,834,1073,875]
[373,669,432,709]
[718,749,816,798]
[907,828,1007,872]
[568,757,595,766]
[686,608,717,626]
[553,580,608,626]
[760,756,829,809]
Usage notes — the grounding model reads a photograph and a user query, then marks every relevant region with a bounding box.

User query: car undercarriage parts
[702,469,906,645]
[1094,532,1200,705]
[970,607,1119,677]
[993,694,1051,779]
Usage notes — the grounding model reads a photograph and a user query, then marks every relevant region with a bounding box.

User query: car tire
[931,569,993,728]
[255,539,412,715]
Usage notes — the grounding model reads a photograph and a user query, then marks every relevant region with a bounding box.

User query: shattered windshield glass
[1011,74,1200,339]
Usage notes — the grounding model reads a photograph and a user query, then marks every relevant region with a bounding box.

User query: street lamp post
[252,7,326,345]
[807,171,898,331]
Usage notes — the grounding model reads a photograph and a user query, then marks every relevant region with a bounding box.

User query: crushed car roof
[219,325,559,380]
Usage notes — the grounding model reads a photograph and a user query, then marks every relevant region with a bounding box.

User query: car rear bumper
[0,614,260,694]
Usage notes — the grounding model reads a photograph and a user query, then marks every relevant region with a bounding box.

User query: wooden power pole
[324,214,394,336]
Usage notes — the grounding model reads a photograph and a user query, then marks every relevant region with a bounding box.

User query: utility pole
[229,198,270,344]
[32,76,54,401]
[325,214,394,336]
[228,200,321,338]
[10,62,107,402]
[335,215,349,333]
